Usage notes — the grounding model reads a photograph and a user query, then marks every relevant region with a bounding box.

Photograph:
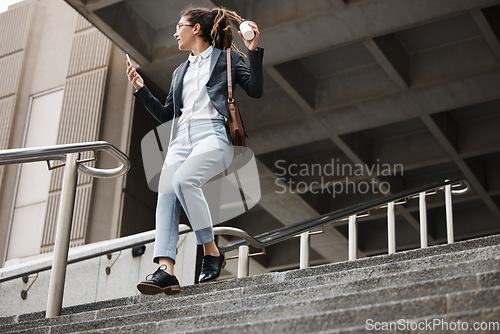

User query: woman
[126,7,263,295]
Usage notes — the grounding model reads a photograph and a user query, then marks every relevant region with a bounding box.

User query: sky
[0,0,25,13]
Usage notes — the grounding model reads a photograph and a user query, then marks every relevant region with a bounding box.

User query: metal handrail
[0,141,130,318]
[0,141,130,178]
[216,178,466,253]
[213,227,267,249]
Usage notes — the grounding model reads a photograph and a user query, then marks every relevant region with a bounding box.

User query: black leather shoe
[136,265,181,295]
[198,251,226,283]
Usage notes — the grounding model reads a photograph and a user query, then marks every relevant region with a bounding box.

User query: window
[7,88,63,260]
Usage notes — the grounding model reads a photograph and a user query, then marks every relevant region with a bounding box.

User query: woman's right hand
[126,60,144,91]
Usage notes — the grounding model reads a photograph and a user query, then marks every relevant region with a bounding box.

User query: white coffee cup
[239,20,255,41]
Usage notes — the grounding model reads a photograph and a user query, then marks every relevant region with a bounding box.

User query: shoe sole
[136,283,182,295]
[199,259,226,284]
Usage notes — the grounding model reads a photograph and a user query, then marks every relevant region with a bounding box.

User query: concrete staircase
[0,234,499,333]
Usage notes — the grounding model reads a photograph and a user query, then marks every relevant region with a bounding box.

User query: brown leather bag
[225,48,247,154]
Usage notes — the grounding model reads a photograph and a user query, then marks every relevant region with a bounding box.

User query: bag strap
[226,48,233,101]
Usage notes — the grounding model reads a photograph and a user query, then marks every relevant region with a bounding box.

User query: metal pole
[419,192,428,248]
[445,184,454,244]
[387,202,396,254]
[299,231,310,269]
[348,215,357,260]
[46,153,79,318]
[237,245,249,278]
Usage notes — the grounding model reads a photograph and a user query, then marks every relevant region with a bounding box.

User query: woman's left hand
[238,21,260,51]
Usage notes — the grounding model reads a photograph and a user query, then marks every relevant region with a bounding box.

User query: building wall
[0,0,47,267]
[0,0,135,266]
[39,13,112,253]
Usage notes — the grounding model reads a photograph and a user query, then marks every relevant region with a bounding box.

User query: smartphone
[126,54,131,65]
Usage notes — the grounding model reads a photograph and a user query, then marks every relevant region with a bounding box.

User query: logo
[141,120,261,225]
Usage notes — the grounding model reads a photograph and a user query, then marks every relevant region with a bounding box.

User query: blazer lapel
[209,48,222,78]
[173,60,189,117]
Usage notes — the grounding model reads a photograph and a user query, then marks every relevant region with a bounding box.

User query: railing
[0,175,467,315]
[0,141,130,318]
[0,141,130,178]
[213,178,468,276]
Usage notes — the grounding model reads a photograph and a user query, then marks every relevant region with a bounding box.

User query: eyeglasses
[176,23,194,31]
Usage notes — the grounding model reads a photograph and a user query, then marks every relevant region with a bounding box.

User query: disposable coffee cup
[239,20,255,41]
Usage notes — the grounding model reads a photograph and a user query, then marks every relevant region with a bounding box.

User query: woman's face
[174,16,196,51]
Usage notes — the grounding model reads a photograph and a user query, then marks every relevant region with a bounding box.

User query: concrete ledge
[0,225,196,317]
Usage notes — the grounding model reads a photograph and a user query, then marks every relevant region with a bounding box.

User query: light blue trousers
[153,119,233,263]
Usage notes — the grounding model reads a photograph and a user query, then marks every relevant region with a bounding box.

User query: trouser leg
[153,192,181,263]
[170,121,232,245]
[155,120,232,260]
[153,137,190,264]
[172,150,231,244]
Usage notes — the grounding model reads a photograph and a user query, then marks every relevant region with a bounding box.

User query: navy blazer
[134,47,264,132]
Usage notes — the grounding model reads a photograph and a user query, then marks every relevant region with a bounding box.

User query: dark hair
[181,7,245,54]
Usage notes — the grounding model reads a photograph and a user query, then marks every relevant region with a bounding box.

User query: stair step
[4,235,497,324]
[138,240,500,301]
[165,286,500,333]
[0,315,16,327]
[4,258,498,334]
[72,287,500,334]
[123,244,500,316]
[1,234,498,333]
[315,306,500,334]
[2,245,499,332]
[95,257,499,321]
[3,295,139,326]
[265,305,500,334]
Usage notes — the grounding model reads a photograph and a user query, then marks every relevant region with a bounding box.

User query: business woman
[126,7,263,295]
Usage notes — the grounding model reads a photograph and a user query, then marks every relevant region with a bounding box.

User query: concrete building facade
[0,0,134,267]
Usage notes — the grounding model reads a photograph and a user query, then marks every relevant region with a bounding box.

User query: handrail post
[46,153,79,318]
[237,245,249,278]
[445,184,454,244]
[419,192,428,248]
[348,215,357,260]
[299,231,310,269]
[387,202,396,254]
